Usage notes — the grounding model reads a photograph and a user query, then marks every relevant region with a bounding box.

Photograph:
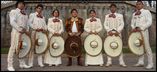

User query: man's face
[136,2,144,10]
[71,10,78,18]
[36,7,43,14]
[90,11,96,18]
[110,6,116,13]
[18,3,25,10]
[53,11,59,17]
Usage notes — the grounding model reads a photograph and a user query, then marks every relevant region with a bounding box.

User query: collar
[71,17,78,21]
[16,8,21,12]
[90,17,96,19]
[110,12,116,15]
[35,12,43,15]
[140,8,144,12]
[71,16,78,19]
[53,17,59,19]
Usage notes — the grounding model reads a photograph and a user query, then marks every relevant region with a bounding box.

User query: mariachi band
[7,1,154,71]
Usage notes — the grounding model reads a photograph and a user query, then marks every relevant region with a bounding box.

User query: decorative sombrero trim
[109,41,119,49]
[84,34,103,57]
[90,40,98,48]
[51,42,59,49]
[65,35,82,58]
[104,35,122,57]
[128,31,145,56]
[49,36,64,57]
[34,31,49,54]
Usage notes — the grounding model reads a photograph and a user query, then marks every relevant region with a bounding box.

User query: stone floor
[1,53,156,71]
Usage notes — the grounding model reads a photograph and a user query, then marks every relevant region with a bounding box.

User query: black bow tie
[109,14,116,18]
[135,11,141,15]
[20,10,26,15]
[90,18,97,22]
[53,19,60,22]
[37,14,43,18]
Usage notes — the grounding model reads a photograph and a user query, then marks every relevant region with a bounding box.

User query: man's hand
[69,32,80,36]
[136,27,141,32]
[25,31,30,36]
[73,32,78,36]
[53,32,60,36]
[108,31,113,36]
[19,28,26,34]
[22,28,26,32]
[36,28,44,32]
[76,32,81,36]
[69,32,74,36]
[114,32,119,36]
[89,31,97,35]
[132,27,141,32]
[132,29,137,32]
[39,29,44,32]
[19,31,24,34]
[35,29,40,32]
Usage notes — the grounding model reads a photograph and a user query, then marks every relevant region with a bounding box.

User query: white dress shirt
[28,12,47,30]
[72,21,78,32]
[131,9,152,31]
[47,17,64,34]
[84,17,102,33]
[9,8,29,31]
[104,12,124,33]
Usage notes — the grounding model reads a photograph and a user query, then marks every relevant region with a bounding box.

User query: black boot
[77,56,83,66]
[67,57,72,66]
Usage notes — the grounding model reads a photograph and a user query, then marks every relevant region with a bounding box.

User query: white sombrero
[49,36,64,57]
[35,32,49,54]
[104,35,122,57]
[18,33,31,58]
[84,34,102,56]
[128,31,144,56]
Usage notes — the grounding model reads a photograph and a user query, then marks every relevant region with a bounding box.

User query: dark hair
[110,3,117,8]
[89,9,96,14]
[16,1,25,8]
[35,4,44,10]
[136,0,144,5]
[52,9,60,16]
[71,9,78,14]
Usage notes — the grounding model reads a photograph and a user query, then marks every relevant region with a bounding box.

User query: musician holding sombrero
[104,3,127,67]
[7,1,31,71]
[65,9,84,66]
[44,9,64,66]
[130,1,153,69]
[28,4,47,68]
[84,9,103,66]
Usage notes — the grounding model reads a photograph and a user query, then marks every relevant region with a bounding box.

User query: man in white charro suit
[131,1,153,69]
[104,3,127,67]
[28,4,47,68]
[7,1,31,71]
[84,10,103,66]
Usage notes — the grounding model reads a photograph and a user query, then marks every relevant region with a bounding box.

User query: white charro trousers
[106,53,125,65]
[106,34,126,65]
[136,30,153,66]
[7,29,27,67]
[28,31,44,66]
